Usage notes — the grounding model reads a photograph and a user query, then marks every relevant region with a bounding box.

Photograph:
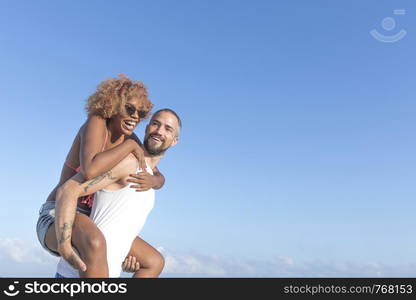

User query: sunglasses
[125,104,148,119]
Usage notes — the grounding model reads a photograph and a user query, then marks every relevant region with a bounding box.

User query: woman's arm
[54,172,88,272]
[80,115,142,180]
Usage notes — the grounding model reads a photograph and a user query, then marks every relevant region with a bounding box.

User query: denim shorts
[36,201,90,257]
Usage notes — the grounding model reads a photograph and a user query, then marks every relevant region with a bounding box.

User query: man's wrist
[58,247,70,256]
[57,239,72,249]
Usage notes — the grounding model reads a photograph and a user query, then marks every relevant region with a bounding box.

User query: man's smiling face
[144,111,179,156]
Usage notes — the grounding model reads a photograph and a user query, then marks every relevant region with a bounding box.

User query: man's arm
[54,154,136,271]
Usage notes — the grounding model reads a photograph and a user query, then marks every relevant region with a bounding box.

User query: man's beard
[144,138,168,156]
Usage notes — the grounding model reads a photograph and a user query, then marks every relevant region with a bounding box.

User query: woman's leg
[44,212,109,278]
[124,237,165,278]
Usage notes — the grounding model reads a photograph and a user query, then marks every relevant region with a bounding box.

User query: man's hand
[58,244,87,272]
[122,255,140,273]
[127,171,157,192]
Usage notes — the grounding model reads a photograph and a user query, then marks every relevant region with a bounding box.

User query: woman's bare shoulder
[79,115,106,137]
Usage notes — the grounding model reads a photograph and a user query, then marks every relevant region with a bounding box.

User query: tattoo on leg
[82,171,117,193]
[58,223,72,244]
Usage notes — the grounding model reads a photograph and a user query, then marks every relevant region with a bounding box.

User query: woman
[36,74,165,277]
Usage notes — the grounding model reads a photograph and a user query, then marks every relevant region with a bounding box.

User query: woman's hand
[127,171,157,192]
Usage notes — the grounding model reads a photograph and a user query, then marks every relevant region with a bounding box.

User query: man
[54,109,182,277]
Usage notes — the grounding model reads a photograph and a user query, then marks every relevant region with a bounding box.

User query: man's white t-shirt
[56,166,155,277]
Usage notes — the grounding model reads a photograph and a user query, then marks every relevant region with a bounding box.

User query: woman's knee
[72,222,106,260]
[147,252,165,272]
[78,235,106,264]
[85,234,106,253]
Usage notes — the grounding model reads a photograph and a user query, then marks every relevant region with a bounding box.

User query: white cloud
[2,238,416,277]
[0,237,58,277]
[158,247,416,277]
[0,238,54,264]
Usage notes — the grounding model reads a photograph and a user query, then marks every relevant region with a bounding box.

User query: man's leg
[45,212,109,277]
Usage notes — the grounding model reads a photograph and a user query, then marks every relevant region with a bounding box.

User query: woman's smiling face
[111,97,148,136]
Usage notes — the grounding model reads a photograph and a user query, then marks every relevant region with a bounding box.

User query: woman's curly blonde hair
[85,74,153,119]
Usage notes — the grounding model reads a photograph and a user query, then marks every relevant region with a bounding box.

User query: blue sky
[0,0,415,277]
